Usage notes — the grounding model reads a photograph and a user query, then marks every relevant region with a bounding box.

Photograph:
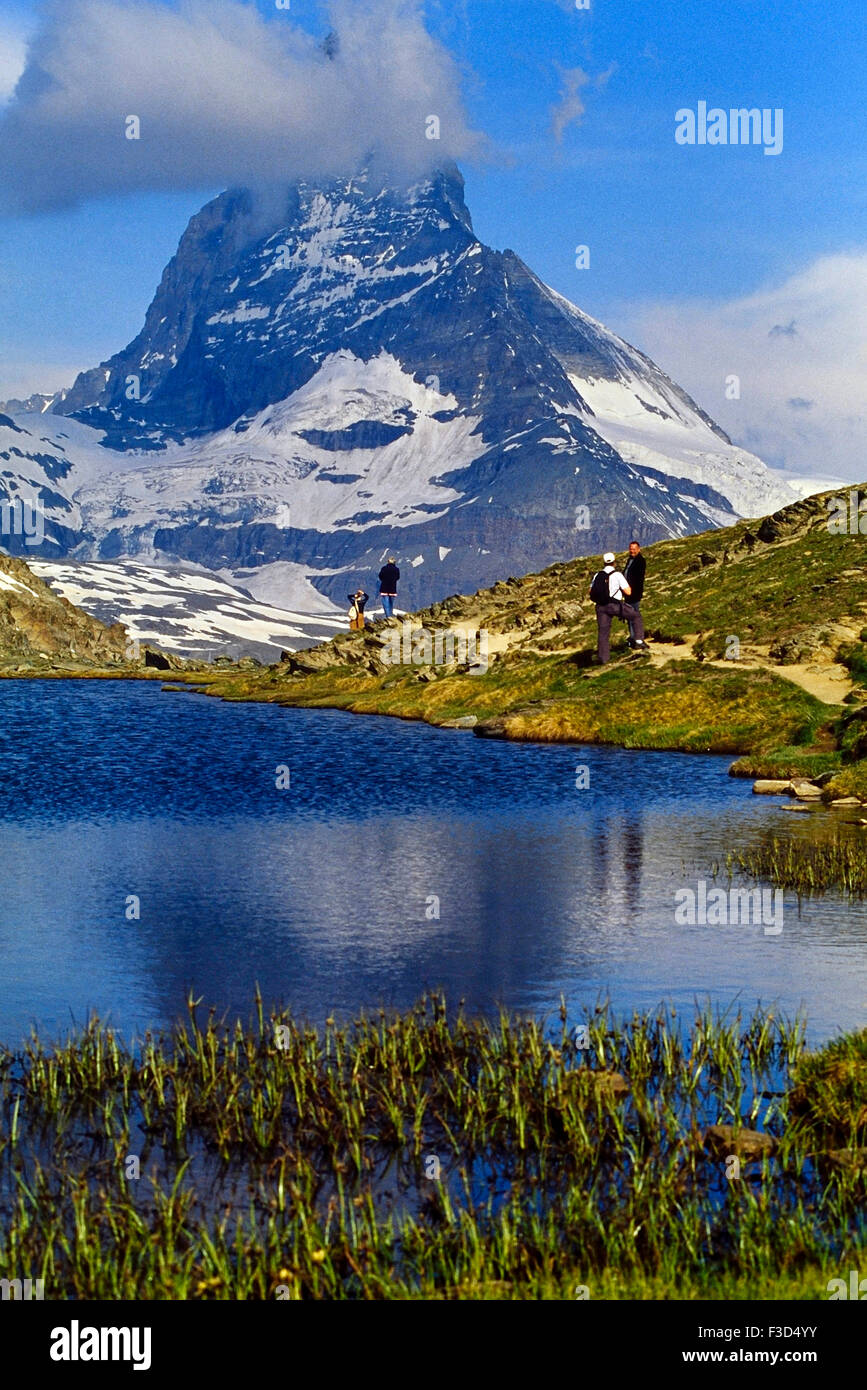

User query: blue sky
[0,0,864,478]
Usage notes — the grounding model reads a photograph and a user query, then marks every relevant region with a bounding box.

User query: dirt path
[747,661,852,705]
[443,615,858,706]
[645,634,854,706]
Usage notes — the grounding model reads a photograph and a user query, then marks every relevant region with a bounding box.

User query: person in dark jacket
[348,589,369,631]
[591,551,648,665]
[378,557,400,619]
[623,541,646,648]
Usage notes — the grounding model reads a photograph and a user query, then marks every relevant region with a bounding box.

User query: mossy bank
[163,484,867,804]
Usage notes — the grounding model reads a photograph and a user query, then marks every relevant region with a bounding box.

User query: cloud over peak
[0,0,484,214]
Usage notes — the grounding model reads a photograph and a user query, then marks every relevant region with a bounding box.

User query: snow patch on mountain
[0,569,39,597]
[768,470,848,501]
[0,412,111,546]
[567,374,796,519]
[223,560,356,615]
[30,559,346,660]
[206,303,271,327]
[74,350,484,542]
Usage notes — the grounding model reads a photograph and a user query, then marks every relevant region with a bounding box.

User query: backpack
[589,569,612,605]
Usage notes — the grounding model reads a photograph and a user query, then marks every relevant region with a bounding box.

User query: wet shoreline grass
[728,833,867,897]
[1,994,866,1301]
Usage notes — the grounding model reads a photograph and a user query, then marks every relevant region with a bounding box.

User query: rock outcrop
[0,552,128,668]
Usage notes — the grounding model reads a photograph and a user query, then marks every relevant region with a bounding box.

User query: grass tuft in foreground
[728,833,867,897]
[1,994,866,1300]
[790,1031,867,1150]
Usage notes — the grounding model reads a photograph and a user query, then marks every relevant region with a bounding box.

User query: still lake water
[1,680,865,1048]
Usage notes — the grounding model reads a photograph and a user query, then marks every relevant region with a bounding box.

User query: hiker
[589,551,648,665]
[348,588,369,631]
[378,556,400,619]
[623,541,646,648]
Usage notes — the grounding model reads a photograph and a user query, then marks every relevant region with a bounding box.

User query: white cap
[603,552,616,564]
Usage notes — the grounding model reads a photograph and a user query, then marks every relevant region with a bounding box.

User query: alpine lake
[1,677,864,1050]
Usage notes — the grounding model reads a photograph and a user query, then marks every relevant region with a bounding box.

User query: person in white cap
[589,551,648,664]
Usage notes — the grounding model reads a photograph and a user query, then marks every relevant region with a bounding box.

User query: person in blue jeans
[378,557,400,618]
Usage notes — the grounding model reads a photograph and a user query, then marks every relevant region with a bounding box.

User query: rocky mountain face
[2,164,794,624]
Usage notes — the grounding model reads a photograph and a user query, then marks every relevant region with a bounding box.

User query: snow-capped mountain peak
[2,163,794,630]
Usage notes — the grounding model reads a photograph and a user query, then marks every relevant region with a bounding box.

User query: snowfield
[569,372,795,520]
[68,352,484,540]
[29,560,347,661]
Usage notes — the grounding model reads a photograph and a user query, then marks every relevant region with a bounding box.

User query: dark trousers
[627,600,641,643]
[596,601,644,664]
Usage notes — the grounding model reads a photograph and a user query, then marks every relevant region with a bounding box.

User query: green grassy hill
[178,483,867,801]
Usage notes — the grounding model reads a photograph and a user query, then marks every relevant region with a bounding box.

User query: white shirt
[605,566,630,602]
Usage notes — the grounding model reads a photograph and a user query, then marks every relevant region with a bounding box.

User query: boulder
[592,1070,630,1099]
[474,715,511,738]
[440,715,478,729]
[286,647,342,675]
[703,1125,776,1160]
[143,648,172,671]
[769,626,831,665]
[822,1148,867,1170]
[555,601,584,624]
[812,771,837,788]
[791,781,823,801]
[756,515,785,544]
[831,797,862,807]
[752,780,792,795]
[474,704,547,737]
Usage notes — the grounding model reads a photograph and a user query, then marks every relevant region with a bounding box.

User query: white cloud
[550,64,615,142]
[0,0,484,214]
[551,67,591,142]
[0,18,30,105]
[619,252,867,484]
